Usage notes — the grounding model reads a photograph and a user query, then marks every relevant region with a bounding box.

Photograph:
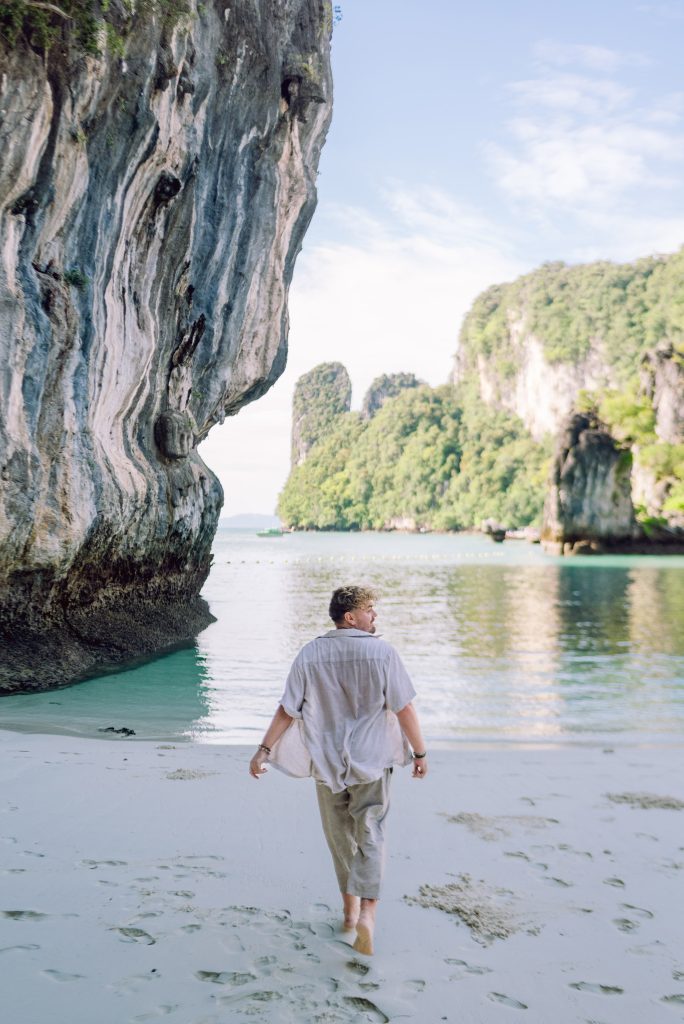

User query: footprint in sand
[165,769,218,780]
[569,982,624,995]
[212,989,283,1006]
[2,910,47,920]
[605,792,684,811]
[129,1005,179,1020]
[82,859,127,868]
[114,927,156,945]
[196,970,257,985]
[603,877,625,888]
[0,943,41,954]
[612,918,638,933]
[621,903,653,918]
[558,843,592,859]
[342,996,389,1022]
[445,958,492,975]
[446,811,558,841]
[661,994,684,1005]
[488,992,528,1009]
[41,969,85,983]
[345,960,370,976]
[179,854,225,862]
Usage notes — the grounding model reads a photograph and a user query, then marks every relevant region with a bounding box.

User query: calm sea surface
[2,530,683,744]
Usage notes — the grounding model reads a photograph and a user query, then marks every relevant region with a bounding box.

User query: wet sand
[1,732,683,1023]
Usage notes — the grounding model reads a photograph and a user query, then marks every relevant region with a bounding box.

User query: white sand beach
[1,731,683,1023]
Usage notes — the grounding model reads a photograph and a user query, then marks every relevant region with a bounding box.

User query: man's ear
[344,609,356,626]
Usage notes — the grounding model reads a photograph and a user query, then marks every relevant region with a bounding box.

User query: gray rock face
[453,330,617,442]
[640,342,684,444]
[291,361,351,466]
[542,414,638,555]
[0,1,332,692]
[361,372,423,419]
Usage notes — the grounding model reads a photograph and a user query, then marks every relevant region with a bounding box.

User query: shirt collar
[318,628,381,639]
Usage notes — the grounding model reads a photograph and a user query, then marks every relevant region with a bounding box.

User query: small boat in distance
[256,527,284,537]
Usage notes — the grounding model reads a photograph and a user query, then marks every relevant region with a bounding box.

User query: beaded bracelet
[258,743,271,755]
[412,751,427,759]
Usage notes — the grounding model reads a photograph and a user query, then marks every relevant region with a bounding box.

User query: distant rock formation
[0,0,332,693]
[361,372,423,419]
[454,253,684,535]
[541,414,638,554]
[291,362,351,465]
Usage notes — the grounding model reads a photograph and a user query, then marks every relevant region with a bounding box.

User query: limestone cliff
[290,361,351,466]
[541,414,638,555]
[640,342,684,445]
[0,0,332,692]
[454,253,684,532]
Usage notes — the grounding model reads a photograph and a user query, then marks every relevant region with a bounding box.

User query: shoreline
[2,720,683,750]
[2,732,682,1022]
[263,525,684,555]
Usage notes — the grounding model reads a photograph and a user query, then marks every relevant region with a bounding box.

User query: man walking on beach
[249,585,428,956]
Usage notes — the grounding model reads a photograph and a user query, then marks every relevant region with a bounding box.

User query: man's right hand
[412,755,428,778]
[249,749,269,779]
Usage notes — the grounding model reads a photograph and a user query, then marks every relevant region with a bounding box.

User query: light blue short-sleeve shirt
[270,628,416,793]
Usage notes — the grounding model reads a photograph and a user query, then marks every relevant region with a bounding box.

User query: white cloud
[487,42,684,220]
[488,119,682,205]
[200,186,525,515]
[534,40,648,73]
[566,209,684,263]
[510,74,633,116]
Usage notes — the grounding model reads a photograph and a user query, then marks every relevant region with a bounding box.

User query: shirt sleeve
[384,646,417,713]
[279,656,306,719]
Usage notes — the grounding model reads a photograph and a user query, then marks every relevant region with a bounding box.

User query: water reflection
[627,568,684,656]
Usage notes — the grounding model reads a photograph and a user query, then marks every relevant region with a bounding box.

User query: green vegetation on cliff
[290,361,351,466]
[0,0,188,55]
[361,372,423,419]
[278,382,550,531]
[458,247,684,523]
[280,247,684,532]
[460,249,684,375]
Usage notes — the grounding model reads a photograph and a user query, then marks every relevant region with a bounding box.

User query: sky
[200,0,684,517]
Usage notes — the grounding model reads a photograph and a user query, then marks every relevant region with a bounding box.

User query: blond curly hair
[328,585,377,624]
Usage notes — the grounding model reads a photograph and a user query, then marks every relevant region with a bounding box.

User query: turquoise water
[2,530,683,743]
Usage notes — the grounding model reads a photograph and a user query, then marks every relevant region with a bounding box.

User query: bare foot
[342,893,360,932]
[352,917,374,954]
[352,904,376,956]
